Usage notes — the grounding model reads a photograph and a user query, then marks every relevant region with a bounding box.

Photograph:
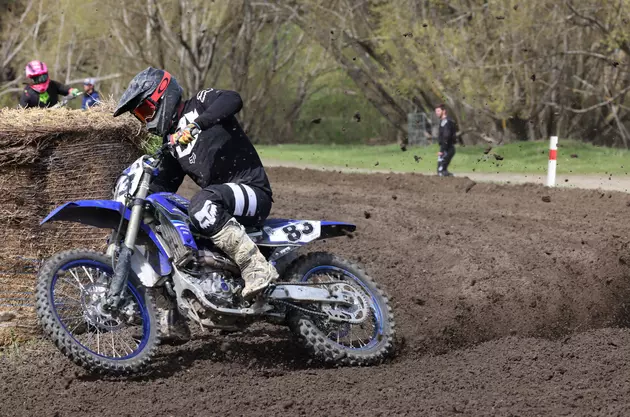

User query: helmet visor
[30,73,48,85]
[132,99,157,123]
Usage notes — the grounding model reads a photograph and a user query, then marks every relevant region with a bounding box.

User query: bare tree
[0,0,49,96]
[109,0,241,94]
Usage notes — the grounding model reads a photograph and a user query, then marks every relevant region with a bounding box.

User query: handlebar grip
[162,141,173,151]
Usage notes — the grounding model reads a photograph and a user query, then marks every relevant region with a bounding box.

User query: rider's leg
[189,184,278,299]
[157,184,276,342]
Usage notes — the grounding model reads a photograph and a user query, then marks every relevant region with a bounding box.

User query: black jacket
[438,118,457,152]
[150,88,272,198]
[19,81,71,108]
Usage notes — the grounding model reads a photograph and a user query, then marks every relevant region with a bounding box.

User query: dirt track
[2,167,630,416]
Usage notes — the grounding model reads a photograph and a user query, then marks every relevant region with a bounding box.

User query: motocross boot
[211,218,279,299]
[156,307,191,345]
[153,288,191,345]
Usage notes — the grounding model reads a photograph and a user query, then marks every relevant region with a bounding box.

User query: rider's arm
[18,89,36,108]
[193,88,243,131]
[148,147,186,194]
[52,80,71,96]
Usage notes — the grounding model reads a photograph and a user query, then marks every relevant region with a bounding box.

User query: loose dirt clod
[412,296,426,306]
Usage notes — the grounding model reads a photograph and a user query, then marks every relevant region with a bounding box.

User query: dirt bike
[35,142,395,375]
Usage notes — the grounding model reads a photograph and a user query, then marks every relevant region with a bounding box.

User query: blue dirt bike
[35,143,395,375]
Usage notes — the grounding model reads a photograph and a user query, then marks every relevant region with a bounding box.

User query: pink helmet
[25,60,50,93]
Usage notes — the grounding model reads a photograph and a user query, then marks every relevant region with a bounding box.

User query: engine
[190,249,243,306]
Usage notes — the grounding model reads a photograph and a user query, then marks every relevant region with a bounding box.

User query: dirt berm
[247,168,630,353]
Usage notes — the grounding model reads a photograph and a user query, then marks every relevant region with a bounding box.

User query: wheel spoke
[82,266,95,284]
[362,326,372,341]
[118,336,136,356]
[85,325,95,346]
[55,294,82,304]
[61,314,86,321]
[58,277,83,292]
[68,269,87,291]
[68,319,86,334]
[111,331,117,358]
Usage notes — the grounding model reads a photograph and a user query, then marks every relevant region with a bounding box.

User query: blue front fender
[41,199,172,276]
[41,200,131,227]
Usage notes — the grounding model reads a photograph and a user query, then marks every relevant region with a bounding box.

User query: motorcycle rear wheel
[285,252,395,366]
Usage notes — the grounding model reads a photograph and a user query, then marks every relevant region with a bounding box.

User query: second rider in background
[19,60,79,109]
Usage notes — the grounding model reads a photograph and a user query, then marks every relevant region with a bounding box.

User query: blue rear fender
[320,221,357,238]
[251,219,356,246]
[41,199,172,276]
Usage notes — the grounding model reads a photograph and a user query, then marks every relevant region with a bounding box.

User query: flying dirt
[1,167,630,416]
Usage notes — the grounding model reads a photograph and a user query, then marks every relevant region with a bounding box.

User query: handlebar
[51,92,83,109]
[145,141,175,168]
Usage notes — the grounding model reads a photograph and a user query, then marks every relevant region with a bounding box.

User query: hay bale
[0,101,147,344]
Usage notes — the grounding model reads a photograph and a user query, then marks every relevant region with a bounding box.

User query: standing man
[82,78,100,110]
[435,104,457,177]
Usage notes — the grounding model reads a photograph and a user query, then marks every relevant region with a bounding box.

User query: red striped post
[547,136,558,187]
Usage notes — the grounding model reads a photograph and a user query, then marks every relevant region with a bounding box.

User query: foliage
[267,0,630,146]
[2,0,630,146]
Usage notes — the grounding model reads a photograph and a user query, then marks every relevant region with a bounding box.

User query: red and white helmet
[25,60,50,93]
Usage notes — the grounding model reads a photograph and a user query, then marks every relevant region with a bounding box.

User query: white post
[547,136,558,187]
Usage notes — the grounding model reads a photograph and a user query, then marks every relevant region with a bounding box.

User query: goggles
[29,73,49,84]
[132,71,172,123]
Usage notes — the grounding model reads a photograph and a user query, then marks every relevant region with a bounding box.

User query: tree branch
[565,1,609,34]
[545,84,630,113]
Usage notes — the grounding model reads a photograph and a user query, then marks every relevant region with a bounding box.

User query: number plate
[265,221,321,244]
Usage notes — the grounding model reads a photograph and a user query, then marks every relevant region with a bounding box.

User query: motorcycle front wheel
[36,249,160,375]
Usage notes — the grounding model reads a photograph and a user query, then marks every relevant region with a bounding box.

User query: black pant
[438,146,456,174]
[188,183,272,236]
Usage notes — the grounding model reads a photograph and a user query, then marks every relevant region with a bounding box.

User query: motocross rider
[113,67,278,343]
[19,61,80,108]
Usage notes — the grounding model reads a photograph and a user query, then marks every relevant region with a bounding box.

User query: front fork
[104,166,153,310]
